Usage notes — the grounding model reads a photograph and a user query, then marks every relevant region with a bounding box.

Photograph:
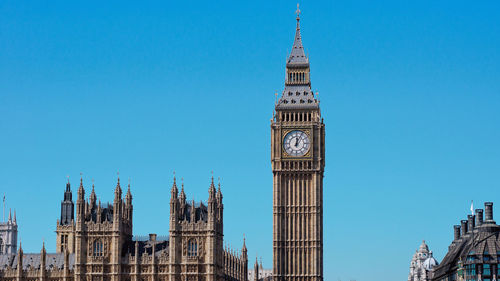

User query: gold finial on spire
[67,175,70,183]
[296,3,301,19]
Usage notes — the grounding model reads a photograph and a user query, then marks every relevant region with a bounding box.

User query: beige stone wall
[271,107,325,281]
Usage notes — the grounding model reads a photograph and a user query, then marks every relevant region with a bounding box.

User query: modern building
[271,5,325,281]
[408,240,439,281]
[0,209,17,255]
[0,176,248,281]
[431,202,500,281]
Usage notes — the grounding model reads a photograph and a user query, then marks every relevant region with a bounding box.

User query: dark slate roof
[432,224,500,279]
[123,239,169,257]
[86,203,114,223]
[287,18,308,67]
[0,253,75,270]
[177,202,208,223]
[276,85,318,110]
[276,16,319,110]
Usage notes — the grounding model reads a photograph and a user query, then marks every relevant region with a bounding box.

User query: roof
[431,224,500,279]
[276,13,319,110]
[123,239,169,257]
[276,85,318,110]
[0,253,75,270]
[286,16,308,67]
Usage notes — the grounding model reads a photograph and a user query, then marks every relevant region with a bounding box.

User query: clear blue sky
[1,1,499,280]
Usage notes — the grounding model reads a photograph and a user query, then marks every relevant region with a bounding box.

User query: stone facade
[408,241,439,281]
[271,7,325,281]
[0,209,17,255]
[0,176,248,281]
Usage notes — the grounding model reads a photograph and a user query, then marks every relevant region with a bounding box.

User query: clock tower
[271,6,325,281]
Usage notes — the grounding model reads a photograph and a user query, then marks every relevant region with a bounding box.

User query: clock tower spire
[271,5,325,281]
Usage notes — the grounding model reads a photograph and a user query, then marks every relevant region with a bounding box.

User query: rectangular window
[483,264,491,275]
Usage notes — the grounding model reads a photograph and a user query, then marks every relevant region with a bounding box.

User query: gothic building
[271,6,325,281]
[0,175,248,281]
[407,240,439,281]
[248,258,271,281]
[0,209,18,254]
[431,202,500,281]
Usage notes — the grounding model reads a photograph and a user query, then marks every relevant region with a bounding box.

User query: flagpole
[2,193,5,223]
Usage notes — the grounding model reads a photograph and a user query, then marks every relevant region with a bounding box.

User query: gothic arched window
[93,239,103,257]
[0,237,3,254]
[188,239,198,257]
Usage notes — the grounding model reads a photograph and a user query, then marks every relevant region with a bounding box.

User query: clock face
[283,130,310,157]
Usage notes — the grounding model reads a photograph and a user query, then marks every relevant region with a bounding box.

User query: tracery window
[93,239,104,257]
[188,239,198,257]
[0,237,3,253]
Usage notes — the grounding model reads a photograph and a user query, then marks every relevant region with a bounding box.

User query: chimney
[467,215,475,232]
[149,233,157,241]
[475,209,483,226]
[454,225,461,240]
[461,220,468,236]
[485,202,495,223]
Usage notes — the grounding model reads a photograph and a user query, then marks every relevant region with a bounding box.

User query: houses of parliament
[0,7,325,281]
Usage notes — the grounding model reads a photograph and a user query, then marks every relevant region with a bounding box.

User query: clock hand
[294,137,299,147]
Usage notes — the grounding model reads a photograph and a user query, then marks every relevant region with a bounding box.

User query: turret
[170,175,179,220]
[242,237,248,260]
[76,177,85,220]
[40,242,46,280]
[190,199,196,222]
[254,256,259,281]
[61,180,75,225]
[125,182,133,222]
[179,180,186,218]
[97,200,102,222]
[170,175,178,201]
[16,243,23,280]
[216,180,223,224]
[113,176,122,225]
[242,237,248,281]
[89,183,97,211]
[208,175,217,221]
[208,175,216,202]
